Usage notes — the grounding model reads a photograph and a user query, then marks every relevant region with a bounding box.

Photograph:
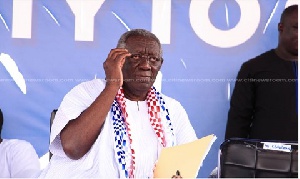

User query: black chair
[49,109,57,160]
[219,138,298,178]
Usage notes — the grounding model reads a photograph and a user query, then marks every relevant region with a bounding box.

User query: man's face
[279,10,298,56]
[122,35,162,93]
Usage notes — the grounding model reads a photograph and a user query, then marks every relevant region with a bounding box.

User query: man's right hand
[103,48,131,88]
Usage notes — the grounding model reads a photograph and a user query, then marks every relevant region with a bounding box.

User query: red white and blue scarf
[111,86,175,178]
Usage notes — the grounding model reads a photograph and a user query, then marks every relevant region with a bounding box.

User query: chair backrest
[49,109,57,160]
[218,138,298,178]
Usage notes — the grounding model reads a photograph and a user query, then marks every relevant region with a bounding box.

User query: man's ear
[278,22,284,32]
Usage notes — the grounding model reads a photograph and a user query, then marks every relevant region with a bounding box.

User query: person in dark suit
[225,5,298,141]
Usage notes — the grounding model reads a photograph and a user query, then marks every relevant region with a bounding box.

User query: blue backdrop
[0,0,297,177]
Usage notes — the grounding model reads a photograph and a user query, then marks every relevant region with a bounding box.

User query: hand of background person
[103,48,131,88]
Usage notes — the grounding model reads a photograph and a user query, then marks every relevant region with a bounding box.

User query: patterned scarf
[111,86,175,178]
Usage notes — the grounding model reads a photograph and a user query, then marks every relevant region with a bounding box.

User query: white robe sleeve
[49,79,105,157]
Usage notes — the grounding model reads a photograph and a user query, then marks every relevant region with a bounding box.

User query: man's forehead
[125,36,160,52]
[126,35,157,44]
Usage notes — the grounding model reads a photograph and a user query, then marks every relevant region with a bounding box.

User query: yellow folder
[153,134,217,178]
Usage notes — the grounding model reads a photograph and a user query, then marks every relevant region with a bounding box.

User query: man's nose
[138,57,151,68]
[140,55,151,63]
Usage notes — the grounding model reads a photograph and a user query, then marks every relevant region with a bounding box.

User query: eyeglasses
[127,53,163,66]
